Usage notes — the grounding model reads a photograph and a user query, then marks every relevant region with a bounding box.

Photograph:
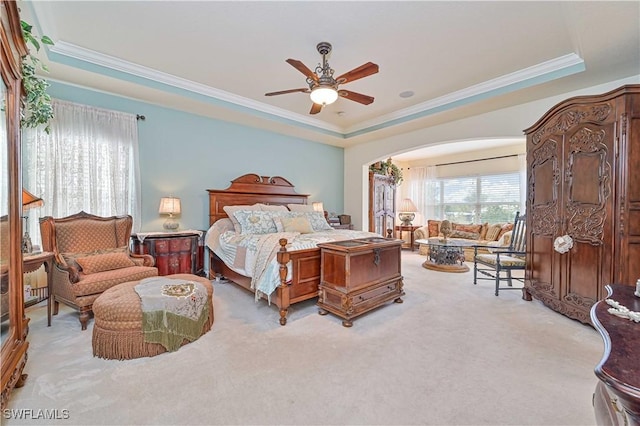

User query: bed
[205,173,378,325]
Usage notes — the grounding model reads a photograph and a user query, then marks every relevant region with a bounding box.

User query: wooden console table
[591,284,640,425]
[317,237,404,327]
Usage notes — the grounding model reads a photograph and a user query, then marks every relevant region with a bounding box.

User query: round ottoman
[92,273,214,360]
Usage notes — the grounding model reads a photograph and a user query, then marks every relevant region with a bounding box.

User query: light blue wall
[46,82,344,232]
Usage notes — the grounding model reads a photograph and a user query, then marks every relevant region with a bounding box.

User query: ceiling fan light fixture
[310,85,339,106]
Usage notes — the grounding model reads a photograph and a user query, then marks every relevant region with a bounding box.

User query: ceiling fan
[265,42,379,115]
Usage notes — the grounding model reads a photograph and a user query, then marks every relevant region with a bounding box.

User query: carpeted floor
[5,251,602,425]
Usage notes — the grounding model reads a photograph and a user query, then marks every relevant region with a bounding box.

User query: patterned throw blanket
[250,231,299,301]
[134,277,209,352]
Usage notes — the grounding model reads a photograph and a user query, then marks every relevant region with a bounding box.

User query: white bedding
[205,219,377,300]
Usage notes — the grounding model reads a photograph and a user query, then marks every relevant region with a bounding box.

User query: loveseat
[414,219,514,261]
[39,211,158,330]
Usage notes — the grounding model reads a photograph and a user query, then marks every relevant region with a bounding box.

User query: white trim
[50,41,343,134]
[345,53,585,134]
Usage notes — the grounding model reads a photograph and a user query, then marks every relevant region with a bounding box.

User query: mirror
[0,77,8,347]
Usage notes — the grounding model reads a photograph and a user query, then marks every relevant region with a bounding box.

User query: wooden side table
[131,230,203,276]
[23,251,54,326]
[395,225,420,251]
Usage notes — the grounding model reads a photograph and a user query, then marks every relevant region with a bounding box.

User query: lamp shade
[22,188,44,212]
[310,86,338,106]
[158,197,181,215]
[398,198,418,213]
[312,202,324,213]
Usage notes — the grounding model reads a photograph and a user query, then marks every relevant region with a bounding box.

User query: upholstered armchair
[39,211,158,330]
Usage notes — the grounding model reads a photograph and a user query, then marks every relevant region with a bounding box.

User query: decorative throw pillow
[233,210,280,234]
[485,224,504,241]
[427,220,441,237]
[280,216,314,234]
[453,223,483,234]
[287,204,315,212]
[450,230,480,240]
[497,223,514,239]
[223,204,262,233]
[76,252,135,274]
[479,222,489,240]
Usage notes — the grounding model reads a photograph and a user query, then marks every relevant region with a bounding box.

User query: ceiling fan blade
[286,59,318,82]
[310,103,322,114]
[338,90,374,105]
[335,62,379,84]
[265,88,309,96]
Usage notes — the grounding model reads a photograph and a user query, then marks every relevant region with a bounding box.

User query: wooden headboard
[207,173,309,225]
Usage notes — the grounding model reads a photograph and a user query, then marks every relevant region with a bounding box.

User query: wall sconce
[158,196,181,231]
[398,198,418,226]
[22,188,44,253]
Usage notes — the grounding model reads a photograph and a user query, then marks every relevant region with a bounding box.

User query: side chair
[473,212,526,296]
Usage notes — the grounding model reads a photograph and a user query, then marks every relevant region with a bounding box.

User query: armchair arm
[414,226,429,240]
[130,253,155,267]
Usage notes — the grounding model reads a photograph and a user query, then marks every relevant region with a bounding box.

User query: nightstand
[130,230,204,276]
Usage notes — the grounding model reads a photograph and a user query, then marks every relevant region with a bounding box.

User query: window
[22,99,140,247]
[427,172,522,223]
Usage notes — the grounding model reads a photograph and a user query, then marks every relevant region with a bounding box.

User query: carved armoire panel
[525,86,639,325]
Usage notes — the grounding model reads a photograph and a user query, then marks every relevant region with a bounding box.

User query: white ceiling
[23,1,640,149]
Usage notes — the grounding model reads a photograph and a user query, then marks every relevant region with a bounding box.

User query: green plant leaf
[41,35,54,45]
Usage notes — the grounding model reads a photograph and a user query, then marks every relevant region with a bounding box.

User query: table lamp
[22,188,44,253]
[398,198,418,226]
[312,201,328,220]
[159,196,181,231]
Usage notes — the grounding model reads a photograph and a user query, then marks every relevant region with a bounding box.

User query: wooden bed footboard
[209,239,320,325]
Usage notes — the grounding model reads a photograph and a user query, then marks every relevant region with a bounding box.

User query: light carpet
[5,251,603,425]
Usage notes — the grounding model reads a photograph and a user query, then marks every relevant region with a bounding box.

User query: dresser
[524,85,640,323]
[317,237,404,327]
[591,284,640,425]
[130,231,204,276]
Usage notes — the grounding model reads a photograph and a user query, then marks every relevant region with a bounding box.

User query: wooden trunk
[524,85,640,323]
[317,237,404,327]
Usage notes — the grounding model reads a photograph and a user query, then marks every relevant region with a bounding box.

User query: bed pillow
[76,252,135,274]
[279,216,314,233]
[233,210,280,234]
[305,211,333,231]
[223,204,262,233]
[287,204,315,212]
[258,203,288,212]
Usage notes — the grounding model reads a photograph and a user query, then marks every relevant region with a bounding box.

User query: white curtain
[518,153,527,213]
[22,99,141,248]
[403,166,428,225]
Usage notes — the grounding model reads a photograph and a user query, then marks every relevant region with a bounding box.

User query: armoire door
[524,88,637,323]
[368,172,396,237]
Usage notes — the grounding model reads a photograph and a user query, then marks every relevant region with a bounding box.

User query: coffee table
[416,238,470,272]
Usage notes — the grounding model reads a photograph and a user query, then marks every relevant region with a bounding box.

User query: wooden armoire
[368,172,396,237]
[523,85,640,324]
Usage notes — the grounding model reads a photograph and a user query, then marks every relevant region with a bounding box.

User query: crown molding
[345,53,585,136]
[49,41,583,140]
[49,41,344,135]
